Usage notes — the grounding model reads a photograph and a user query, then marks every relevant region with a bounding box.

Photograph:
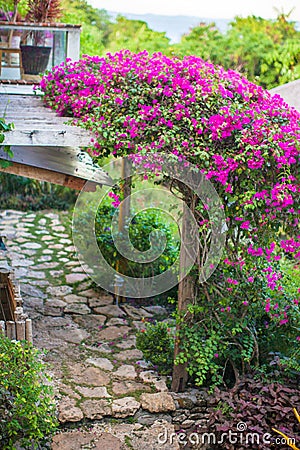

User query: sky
[89,0,299,20]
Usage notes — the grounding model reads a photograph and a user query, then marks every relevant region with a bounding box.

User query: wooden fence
[0,269,33,343]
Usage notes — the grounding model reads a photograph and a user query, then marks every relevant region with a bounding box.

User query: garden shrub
[94,201,179,279]
[204,375,300,449]
[136,321,174,375]
[0,336,58,449]
[0,174,78,211]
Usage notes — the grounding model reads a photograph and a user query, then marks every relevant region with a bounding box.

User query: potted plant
[21,0,62,75]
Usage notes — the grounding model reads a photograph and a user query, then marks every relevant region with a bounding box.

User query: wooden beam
[0,161,97,191]
[0,145,113,186]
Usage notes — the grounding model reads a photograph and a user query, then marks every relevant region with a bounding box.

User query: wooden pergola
[0,85,113,190]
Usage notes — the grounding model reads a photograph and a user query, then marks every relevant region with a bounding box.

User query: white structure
[270,79,300,113]
[0,22,81,80]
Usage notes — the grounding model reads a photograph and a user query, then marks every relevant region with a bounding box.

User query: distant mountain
[108,11,231,43]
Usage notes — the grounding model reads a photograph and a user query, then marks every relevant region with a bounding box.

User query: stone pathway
[0,209,181,450]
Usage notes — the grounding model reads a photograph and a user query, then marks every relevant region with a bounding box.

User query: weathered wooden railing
[0,269,33,342]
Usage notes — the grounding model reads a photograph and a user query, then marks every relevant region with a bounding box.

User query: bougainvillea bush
[39,51,300,387]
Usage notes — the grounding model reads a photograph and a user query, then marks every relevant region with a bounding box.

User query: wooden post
[115,158,132,303]
[6,321,16,340]
[16,321,25,340]
[171,203,195,392]
[25,318,33,343]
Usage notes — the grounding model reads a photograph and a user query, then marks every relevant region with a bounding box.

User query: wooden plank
[0,161,99,191]
[3,129,94,147]
[0,85,36,95]
[0,146,113,185]
[0,93,95,146]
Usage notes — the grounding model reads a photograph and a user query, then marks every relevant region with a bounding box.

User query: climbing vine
[0,118,14,168]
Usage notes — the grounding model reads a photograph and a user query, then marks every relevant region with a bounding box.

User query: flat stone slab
[93,433,125,450]
[79,288,104,298]
[140,393,176,413]
[112,380,151,396]
[86,357,114,371]
[47,285,73,296]
[34,262,60,270]
[21,285,46,299]
[139,371,159,383]
[66,273,89,284]
[115,349,144,361]
[114,364,137,380]
[21,242,41,249]
[72,314,106,330]
[43,299,67,317]
[52,431,124,450]
[81,399,112,419]
[94,305,126,317]
[64,294,88,304]
[49,270,65,278]
[11,258,34,267]
[106,317,129,326]
[70,363,111,386]
[52,225,65,232]
[116,338,136,349]
[64,303,91,315]
[112,396,140,418]
[98,325,131,340]
[75,386,110,398]
[58,397,83,423]
[50,327,89,344]
[89,295,114,308]
[41,235,54,241]
[122,305,153,319]
[130,420,180,450]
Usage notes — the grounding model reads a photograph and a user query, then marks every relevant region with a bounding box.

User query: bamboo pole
[6,321,16,340]
[16,320,25,340]
[25,318,33,343]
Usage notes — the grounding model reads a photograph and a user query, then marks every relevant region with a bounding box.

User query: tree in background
[172,22,226,64]
[61,0,111,56]
[105,15,170,55]
[175,13,300,88]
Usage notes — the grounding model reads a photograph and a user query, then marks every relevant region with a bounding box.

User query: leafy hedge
[0,337,58,449]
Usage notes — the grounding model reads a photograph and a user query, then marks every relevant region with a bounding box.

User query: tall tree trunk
[171,201,196,392]
[171,274,194,392]
[115,158,132,303]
